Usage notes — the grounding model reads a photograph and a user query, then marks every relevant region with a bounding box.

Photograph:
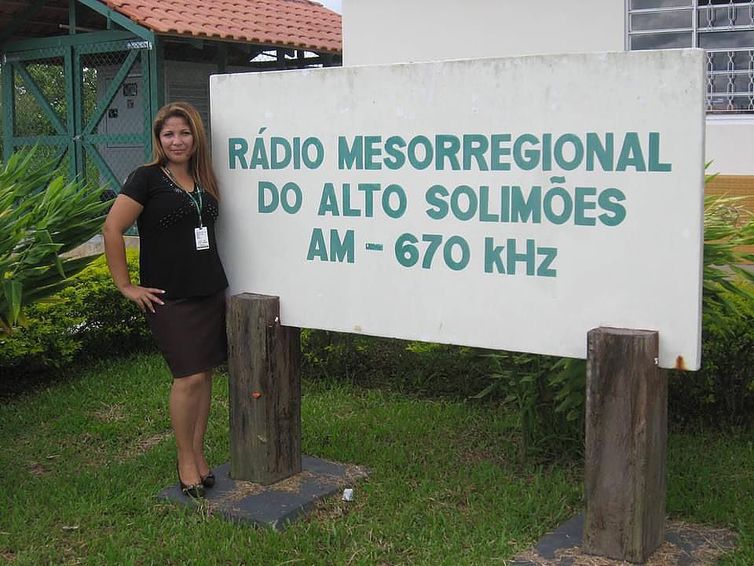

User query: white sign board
[211,50,705,370]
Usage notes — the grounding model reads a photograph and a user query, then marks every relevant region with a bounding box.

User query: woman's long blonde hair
[149,101,219,199]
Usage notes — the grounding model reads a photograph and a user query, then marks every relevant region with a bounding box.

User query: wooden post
[226,293,301,484]
[584,327,667,563]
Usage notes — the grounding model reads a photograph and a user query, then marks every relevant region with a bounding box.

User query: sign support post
[226,293,302,484]
[584,327,668,562]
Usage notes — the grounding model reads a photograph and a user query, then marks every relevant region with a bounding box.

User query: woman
[103,101,227,498]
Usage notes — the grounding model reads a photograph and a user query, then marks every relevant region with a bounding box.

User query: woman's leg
[170,372,207,485]
[192,371,213,477]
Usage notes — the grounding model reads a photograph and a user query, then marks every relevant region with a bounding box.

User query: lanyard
[187,184,204,228]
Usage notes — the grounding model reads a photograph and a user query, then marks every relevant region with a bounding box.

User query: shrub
[57,251,151,357]
[301,329,491,397]
[669,284,754,428]
[0,304,80,373]
[0,251,151,378]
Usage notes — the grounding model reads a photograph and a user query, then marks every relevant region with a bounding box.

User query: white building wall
[705,119,754,176]
[343,0,754,175]
[343,0,624,66]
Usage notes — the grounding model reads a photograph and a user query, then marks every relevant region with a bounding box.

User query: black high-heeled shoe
[176,462,205,498]
[201,472,216,488]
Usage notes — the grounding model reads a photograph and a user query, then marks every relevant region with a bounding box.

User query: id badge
[194,226,210,250]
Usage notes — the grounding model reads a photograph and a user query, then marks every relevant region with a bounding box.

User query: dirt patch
[27,462,48,476]
[309,497,353,522]
[333,463,370,484]
[207,462,369,513]
[210,470,320,507]
[269,461,369,491]
[0,549,16,562]
[513,520,737,565]
[122,431,172,460]
[667,522,739,565]
[518,541,683,566]
[92,404,126,422]
[461,448,496,465]
[271,470,315,493]
[213,479,265,504]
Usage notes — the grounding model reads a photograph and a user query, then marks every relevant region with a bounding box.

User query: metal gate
[2,33,154,191]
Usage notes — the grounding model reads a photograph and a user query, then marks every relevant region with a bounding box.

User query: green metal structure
[1,0,161,189]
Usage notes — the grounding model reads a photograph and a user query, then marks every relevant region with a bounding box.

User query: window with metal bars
[627,0,754,114]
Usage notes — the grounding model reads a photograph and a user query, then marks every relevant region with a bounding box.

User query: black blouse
[120,164,228,299]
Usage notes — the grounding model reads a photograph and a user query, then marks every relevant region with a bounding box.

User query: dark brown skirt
[145,290,227,378]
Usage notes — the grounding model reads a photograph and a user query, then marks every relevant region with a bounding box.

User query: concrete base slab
[511,514,737,565]
[157,456,368,531]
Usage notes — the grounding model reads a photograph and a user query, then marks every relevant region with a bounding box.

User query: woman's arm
[103,194,165,313]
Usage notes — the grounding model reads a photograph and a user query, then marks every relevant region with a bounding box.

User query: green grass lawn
[1,352,752,564]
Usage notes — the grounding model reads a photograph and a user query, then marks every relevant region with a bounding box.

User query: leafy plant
[669,284,754,427]
[702,192,754,313]
[0,251,150,382]
[0,147,111,332]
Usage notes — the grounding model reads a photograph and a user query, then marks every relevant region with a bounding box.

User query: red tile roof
[102,0,342,54]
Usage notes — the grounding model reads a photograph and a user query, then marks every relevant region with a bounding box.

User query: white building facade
[343,0,754,178]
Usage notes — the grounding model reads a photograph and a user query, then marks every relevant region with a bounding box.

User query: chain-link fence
[2,41,151,191]
[3,51,71,172]
[80,45,151,189]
